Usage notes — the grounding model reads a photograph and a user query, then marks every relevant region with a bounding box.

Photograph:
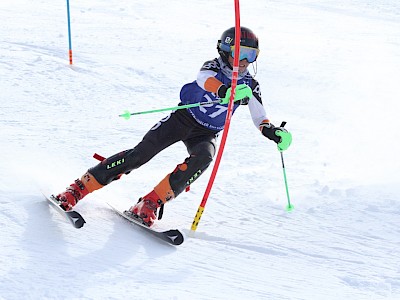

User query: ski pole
[278,121,293,212]
[119,99,221,120]
[280,151,293,211]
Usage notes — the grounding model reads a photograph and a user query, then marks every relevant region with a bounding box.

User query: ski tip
[66,211,86,228]
[164,229,184,246]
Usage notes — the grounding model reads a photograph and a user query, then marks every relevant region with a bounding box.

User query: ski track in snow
[1,0,400,299]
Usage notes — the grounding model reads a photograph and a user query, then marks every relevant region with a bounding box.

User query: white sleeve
[248,96,269,128]
[196,69,217,90]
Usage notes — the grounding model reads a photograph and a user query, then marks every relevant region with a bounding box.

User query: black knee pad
[169,153,213,196]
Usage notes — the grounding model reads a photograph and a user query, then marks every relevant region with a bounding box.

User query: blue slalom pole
[66,0,73,64]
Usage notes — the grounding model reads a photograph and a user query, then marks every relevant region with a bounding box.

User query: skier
[55,26,292,227]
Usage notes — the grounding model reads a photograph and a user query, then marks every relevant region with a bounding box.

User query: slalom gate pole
[66,0,73,64]
[190,0,241,233]
[119,99,222,120]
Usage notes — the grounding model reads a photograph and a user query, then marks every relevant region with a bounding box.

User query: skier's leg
[131,134,217,226]
[56,113,185,211]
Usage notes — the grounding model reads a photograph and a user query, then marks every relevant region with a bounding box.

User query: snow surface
[1,0,400,299]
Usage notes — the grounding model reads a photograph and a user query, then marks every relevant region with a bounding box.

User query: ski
[44,194,86,229]
[107,203,184,246]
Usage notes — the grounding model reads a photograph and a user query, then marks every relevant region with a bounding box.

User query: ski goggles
[232,46,259,63]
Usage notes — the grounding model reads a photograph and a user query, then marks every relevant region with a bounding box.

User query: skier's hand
[276,129,292,152]
[220,84,252,105]
[260,122,292,151]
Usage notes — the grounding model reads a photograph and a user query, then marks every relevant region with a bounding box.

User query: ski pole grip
[280,121,287,127]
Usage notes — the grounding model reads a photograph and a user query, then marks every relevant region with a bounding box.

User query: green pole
[278,121,293,211]
[120,100,221,120]
[280,151,293,212]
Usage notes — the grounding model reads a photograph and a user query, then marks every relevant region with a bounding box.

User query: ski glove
[260,122,292,152]
[219,84,253,105]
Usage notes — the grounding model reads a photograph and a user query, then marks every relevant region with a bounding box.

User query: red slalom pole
[191,0,241,232]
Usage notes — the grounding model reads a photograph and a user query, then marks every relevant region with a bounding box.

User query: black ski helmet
[217,26,259,65]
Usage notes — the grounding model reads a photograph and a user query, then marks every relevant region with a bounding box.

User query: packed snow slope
[1,0,399,299]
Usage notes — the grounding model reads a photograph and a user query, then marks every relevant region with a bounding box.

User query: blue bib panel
[180,74,253,131]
